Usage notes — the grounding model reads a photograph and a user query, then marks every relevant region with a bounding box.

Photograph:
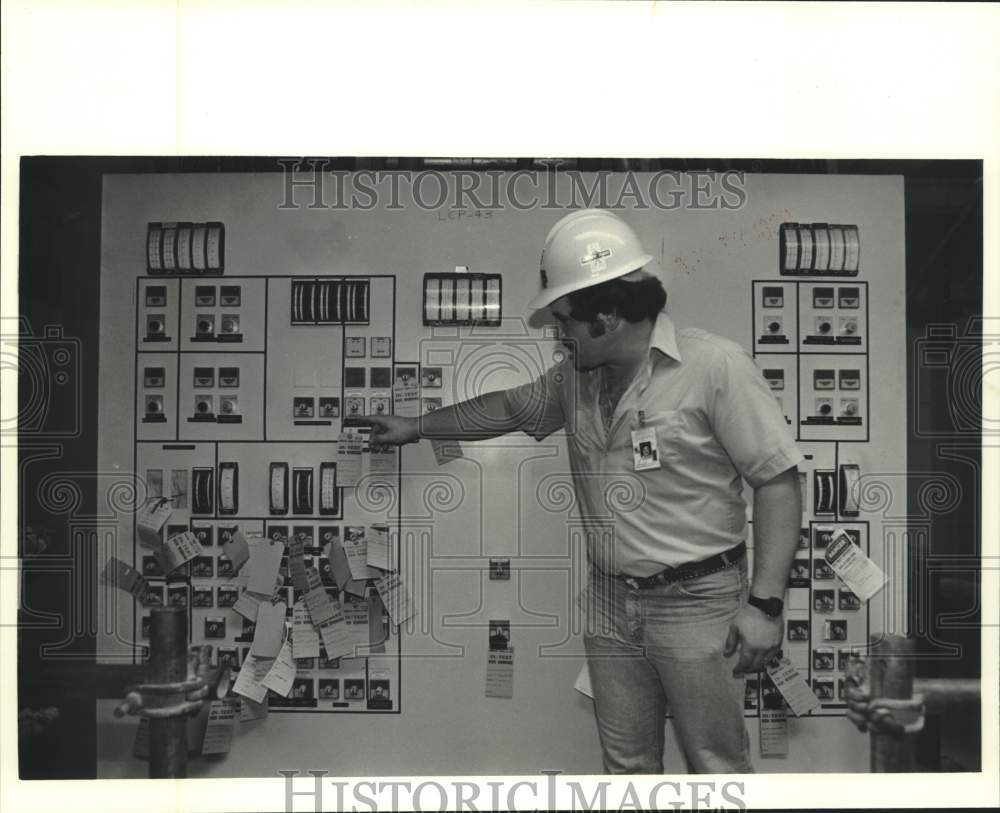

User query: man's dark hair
[566,275,667,323]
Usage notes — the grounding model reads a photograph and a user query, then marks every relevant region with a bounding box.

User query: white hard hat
[528,209,654,310]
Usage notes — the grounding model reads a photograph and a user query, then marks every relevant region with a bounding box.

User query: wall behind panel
[97,171,904,775]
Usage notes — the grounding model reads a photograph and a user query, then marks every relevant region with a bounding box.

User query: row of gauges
[762,285,860,310]
[144,284,242,309]
[147,222,225,275]
[762,367,864,426]
[787,619,850,643]
[779,223,860,276]
[144,284,243,313]
[810,465,861,516]
[760,315,860,346]
[142,366,243,424]
[291,279,370,324]
[763,367,861,391]
[143,313,243,343]
[808,368,861,425]
[423,272,502,326]
[177,463,342,516]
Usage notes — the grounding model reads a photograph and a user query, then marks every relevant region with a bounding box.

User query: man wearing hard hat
[367,209,803,773]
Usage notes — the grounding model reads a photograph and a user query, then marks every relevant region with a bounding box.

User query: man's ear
[592,312,620,336]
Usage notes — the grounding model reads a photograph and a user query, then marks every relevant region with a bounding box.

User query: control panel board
[134,274,403,713]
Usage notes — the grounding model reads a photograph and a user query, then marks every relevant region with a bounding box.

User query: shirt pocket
[636,409,688,464]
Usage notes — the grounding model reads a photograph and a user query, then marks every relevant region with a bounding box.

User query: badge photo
[630,426,661,471]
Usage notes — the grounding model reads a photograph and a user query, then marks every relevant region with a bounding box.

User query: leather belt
[610,541,747,591]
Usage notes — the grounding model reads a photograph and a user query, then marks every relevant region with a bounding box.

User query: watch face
[751,595,783,616]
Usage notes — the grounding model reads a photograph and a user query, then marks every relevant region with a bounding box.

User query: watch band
[748,594,784,617]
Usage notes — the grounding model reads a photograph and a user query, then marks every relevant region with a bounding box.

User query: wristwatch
[747,594,784,618]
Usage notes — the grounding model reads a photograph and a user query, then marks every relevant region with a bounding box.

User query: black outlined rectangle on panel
[192,467,214,515]
[292,279,370,325]
[218,462,239,515]
[779,223,860,277]
[326,279,370,325]
[132,270,399,713]
[838,464,861,517]
[319,463,340,516]
[423,272,502,326]
[293,468,314,515]
[813,470,836,515]
[270,462,289,515]
[219,285,242,307]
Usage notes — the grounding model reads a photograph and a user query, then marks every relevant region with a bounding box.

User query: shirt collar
[635,311,681,394]
[648,311,682,364]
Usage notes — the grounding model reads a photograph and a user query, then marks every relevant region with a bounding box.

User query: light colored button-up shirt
[505,312,804,576]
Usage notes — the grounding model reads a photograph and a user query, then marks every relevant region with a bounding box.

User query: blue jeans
[581,558,753,774]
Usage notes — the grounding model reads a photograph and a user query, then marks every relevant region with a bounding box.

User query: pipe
[868,634,918,772]
[914,678,980,714]
[148,607,188,778]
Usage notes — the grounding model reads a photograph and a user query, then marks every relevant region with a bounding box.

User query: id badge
[630,426,661,471]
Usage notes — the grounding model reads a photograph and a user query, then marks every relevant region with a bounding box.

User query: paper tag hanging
[100,557,148,598]
[303,590,338,626]
[318,607,356,660]
[375,571,417,627]
[825,528,888,601]
[200,698,239,755]
[303,567,338,626]
[233,589,267,621]
[247,534,285,596]
[286,534,310,592]
[136,499,173,548]
[158,531,202,574]
[291,601,321,659]
[233,655,270,703]
[221,529,251,575]
[336,431,364,487]
[765,656,821,717]
[342,600,372,653]
[366,524,392,571]
[260,637,297,697]
[344,529,380,580]
[325,535,368,596]
[393,376,420,419]
[486,649,514,698]
[250,601,287,659]
[759,707,789,756]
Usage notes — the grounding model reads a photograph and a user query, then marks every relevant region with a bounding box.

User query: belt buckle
[622,575,641,591]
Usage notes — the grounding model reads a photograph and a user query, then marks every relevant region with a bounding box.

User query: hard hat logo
[527,209,654,310]
[580,243,613,277]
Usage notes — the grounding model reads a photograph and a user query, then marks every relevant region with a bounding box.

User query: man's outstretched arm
[366,390,526,450]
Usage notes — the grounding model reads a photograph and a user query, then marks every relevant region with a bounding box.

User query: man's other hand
[724,605,783,676]
[364,414,419,452]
